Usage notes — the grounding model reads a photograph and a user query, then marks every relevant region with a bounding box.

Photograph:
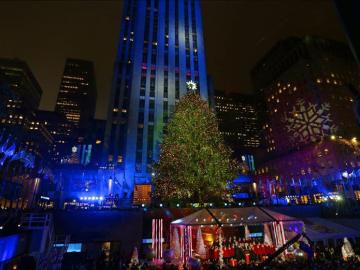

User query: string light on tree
[153,92,240,203]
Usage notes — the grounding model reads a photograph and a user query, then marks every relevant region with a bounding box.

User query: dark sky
[0,0,346,119]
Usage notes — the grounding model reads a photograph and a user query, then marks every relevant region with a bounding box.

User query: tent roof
[171,207,299,226]
[304,218,360,241]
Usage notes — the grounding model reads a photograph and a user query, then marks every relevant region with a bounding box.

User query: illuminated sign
[249,232,263,238]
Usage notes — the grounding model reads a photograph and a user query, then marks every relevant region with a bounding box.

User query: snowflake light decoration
[282,99,337,143]
[186,80,197,91]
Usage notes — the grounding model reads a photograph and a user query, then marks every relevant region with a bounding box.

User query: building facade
[104,0,209,196]
[35,110,70,164]
[214,91,261,165]
[55,58,97,129]
[0,58,55,209]
[251,36,360,202]
[0,58,42,112]
[53,58,97,164]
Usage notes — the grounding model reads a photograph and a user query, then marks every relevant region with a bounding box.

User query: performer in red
[269,244,276,254]
[244,252,250,264]
[223,245,229,258]
[213,247,219,260]
[230,244,235,257]
[259,244,266,255]
[252,243,259,255]
[263,244,270,255]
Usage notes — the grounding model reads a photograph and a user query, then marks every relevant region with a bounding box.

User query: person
[228,236,232,245]
[235,241,243,261]
[342,237,355,261]
[213,246,219,261]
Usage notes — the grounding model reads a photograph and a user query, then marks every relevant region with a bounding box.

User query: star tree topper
[186,80,197,91]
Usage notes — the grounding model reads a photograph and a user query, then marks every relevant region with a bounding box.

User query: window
[149,100,155,109]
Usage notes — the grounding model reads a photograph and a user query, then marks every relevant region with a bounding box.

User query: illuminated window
[133,184,152,205]
[355,190,360,200]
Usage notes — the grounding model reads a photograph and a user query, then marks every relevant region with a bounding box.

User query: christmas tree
[153,92,240,203]
[129,247,139,267]
[172,228,181,259]
[195,227,206,258]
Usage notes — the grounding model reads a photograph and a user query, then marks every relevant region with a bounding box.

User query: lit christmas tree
[195,227,206,258]
[172,228,181,260]
[153,92,240,203]
[129,247,139,267]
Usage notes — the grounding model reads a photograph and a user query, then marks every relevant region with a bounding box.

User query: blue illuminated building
[104,0,209,196]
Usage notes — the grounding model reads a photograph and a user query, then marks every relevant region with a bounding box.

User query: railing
[20,212,52,229]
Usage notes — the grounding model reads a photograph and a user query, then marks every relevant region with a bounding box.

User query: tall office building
[0,58,42,112]
[214,91,260,170]
[104,0,209,193]
[251,36,360,201]
[55,58,97,129]
[0,58,55,209]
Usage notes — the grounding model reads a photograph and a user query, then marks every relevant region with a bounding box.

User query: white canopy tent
[170,207,304,262]
[171,207,299,226]
[304,217,360,242]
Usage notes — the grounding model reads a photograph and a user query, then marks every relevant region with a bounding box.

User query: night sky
[0,0,346,119]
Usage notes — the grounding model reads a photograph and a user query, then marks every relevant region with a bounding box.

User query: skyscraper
[0,58,42,112]
[55,58,97,129]
[0,58,54,209]
[214,91,261,169]
[104,0,209,193]
[251,36,360,201]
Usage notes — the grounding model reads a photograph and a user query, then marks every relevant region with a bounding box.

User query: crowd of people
[58,236,360,269]
[128,236,360,270]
